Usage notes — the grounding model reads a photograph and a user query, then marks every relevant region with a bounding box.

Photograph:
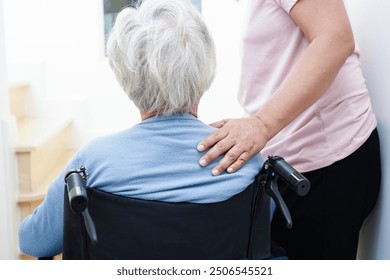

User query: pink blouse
[238,0,377,172]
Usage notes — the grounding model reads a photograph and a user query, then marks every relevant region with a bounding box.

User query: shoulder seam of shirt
[275,0,298,14]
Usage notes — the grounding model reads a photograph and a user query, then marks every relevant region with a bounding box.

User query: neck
[140,108,198,121]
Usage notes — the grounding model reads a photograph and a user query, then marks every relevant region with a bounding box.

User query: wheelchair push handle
[65,169,88,213]
[267,155,310,197]
[65,167,98,244]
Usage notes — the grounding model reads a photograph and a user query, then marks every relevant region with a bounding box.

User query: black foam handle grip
[269,156,310,197]
[65,172,88,213]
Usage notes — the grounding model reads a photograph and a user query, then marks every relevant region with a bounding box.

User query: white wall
[0,0,8,116]
[0,0,18,260]
[345,0,390,260]
[198,0,248,123]
[0,119,18,260]
[4,0,124,147]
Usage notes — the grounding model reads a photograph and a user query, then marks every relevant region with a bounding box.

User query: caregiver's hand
[197,117,268,176]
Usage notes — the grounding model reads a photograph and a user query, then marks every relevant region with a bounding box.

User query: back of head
[106,0,216,115]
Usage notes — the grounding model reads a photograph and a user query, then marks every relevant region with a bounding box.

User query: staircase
[9,82,75,260]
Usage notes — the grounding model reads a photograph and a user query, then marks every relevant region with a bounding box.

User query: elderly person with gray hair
[18,0,263,258]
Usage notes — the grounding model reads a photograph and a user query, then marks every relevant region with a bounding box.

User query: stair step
[18,149,76,202]
[17,149,75,260]
[16,117,72,152]
[15,117,72,193]
[9,82,29,120]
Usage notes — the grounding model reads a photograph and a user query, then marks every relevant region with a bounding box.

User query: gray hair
[106,0,216,115]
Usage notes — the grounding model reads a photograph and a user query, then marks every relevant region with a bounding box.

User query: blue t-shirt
[19,114,264,257]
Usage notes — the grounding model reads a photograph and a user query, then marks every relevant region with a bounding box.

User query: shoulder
[79,127,139,153]
[274,0,298,13]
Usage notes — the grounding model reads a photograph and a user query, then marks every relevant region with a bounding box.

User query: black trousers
[271,128,381,260]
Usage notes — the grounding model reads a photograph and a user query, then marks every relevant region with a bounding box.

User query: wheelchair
[59,155,309,260]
